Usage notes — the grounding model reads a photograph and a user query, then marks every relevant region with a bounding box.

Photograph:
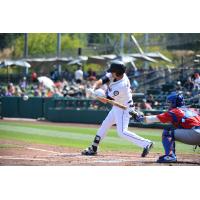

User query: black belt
[106,96,114,100]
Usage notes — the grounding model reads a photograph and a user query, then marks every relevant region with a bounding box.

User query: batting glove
[129,110,144,122]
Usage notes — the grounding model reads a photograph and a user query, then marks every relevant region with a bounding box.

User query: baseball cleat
[141,142,153,157]
[81,146,97,156]
[156,154,177,163]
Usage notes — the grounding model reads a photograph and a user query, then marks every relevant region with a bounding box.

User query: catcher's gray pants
[174,127,200,145]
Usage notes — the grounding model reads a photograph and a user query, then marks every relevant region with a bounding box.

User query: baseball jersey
[102,73,132,105]
[157,107,200,129]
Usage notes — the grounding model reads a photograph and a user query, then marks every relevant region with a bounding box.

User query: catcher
[132,92,200,163]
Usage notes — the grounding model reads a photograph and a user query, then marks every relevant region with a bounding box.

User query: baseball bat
[96,96,127,110]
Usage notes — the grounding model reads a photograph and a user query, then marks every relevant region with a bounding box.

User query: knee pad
[162,128,175,140]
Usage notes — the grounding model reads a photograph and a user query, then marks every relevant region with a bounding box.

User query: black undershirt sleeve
[100,75,114,100]
[101,75,110,84]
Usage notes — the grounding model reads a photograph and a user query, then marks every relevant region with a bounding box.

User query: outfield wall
[0,97,169,128]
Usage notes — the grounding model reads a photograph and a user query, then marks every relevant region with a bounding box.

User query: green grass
[0,121,195,154]
[0,143,21,148]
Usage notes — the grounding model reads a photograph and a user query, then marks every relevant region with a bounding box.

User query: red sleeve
[157,112,173,123]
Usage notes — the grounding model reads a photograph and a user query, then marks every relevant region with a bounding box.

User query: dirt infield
[0,139,199,166]
[0,119,199,166]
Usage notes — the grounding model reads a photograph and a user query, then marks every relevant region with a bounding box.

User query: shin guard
[162,128,175,155]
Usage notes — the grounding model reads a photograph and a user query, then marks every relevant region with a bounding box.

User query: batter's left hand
[129,110,144,122]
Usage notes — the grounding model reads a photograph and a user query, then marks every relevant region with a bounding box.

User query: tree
[12,33,87,58]
[166,33,200,50]
[0,33,22,50]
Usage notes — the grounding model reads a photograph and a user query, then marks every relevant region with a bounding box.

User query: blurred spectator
[131,78,139,91]
[38,82,46,97]
[5,83,15,96]
[87,68,96,81]
[46,88,53,97]
[134,102,141,111]
[147,94,158,108]
[75,66,83,84]
[51,68,59,81]
[183,77,194,91]
[194,73,200,90]
[34,87,41,97]
[175,81,183,92]
[54,80,62,90]
[19,77,28,92]
[31,72,38,82]
[63,69,73,81]
[14,86,22,97]
[140,99,153,110]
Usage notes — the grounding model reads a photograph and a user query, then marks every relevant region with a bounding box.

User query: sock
[92,135,101,152]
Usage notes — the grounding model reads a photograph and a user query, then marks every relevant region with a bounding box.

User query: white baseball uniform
[96,72,152,148]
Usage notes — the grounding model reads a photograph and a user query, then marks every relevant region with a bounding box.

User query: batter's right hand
[129,110,144,122]
[96,96,108,104]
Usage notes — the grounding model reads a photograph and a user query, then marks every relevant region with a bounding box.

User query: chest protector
[168,107,199,128]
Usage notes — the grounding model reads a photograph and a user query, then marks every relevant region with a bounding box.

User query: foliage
[12,33,87,58]
[84,63,105,73]
[0,33,22,50]
[2,33,200,70]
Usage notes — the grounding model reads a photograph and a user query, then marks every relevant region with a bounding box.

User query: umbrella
[0,60,31,68]
[67,56,88,66]
[25,57,73,66]
[87,56,108,66]
[0,59,31,82]
[129,53,157,63]
[14,60,31,68]
[145,52,172,62]
[37,76,55,91]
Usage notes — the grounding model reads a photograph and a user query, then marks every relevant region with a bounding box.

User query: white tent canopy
[0,60,31,68]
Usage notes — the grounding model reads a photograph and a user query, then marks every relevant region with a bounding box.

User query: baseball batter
[132,92,200,163]
[82,61,153,157]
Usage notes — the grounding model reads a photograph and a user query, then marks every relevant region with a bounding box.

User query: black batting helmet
[107,61,126,76]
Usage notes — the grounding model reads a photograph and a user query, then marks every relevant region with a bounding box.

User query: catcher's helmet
[167,92,184,108]
[107,61,126,76]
